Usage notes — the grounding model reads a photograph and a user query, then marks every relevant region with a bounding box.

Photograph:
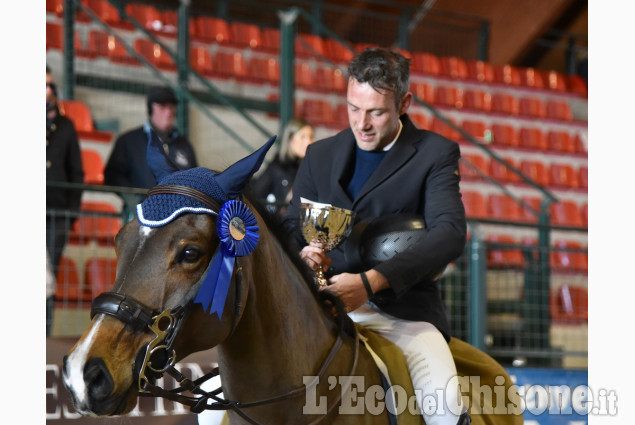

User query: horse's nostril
[62,355,69,377]
[84,358,115,401]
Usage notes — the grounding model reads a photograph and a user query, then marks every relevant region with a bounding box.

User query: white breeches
[348,302,463,425]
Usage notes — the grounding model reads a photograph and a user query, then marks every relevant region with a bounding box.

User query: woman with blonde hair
[250,117,315,214]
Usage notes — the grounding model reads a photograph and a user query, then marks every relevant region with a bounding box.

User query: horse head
[62,137,278,416]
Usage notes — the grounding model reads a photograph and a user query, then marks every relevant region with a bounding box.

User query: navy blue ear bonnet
[137,136,277,227]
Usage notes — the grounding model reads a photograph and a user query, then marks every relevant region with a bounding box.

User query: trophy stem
[315,266,328,288]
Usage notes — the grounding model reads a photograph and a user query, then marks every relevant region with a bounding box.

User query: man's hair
[347,48,411,109]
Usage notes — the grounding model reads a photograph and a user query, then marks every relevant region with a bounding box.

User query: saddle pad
[356,324,425,425]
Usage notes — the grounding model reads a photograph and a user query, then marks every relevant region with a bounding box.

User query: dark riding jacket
[283,115,467,341]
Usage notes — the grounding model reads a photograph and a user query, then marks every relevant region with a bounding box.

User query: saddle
[357,324,523,425]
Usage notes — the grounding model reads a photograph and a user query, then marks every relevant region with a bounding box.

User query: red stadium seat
[489,157,520,183]
[488,194,522,222]
[69,201,122,246]
[229,21,263,49]
[47,0,64,17]
[295,33,325,58]
[493,64,522,86]
[295,62,315,90]
[248,57,280,85]
[324,38,355,64]
[519,160,550,187]
[491,93,519,115]
[58,100,113,142]
[518,97,546,118]
[463,90,492,112]
[549,163,579,189]
[158,9,178,36]
[486,234,524,269]
[55,257,92,303]
[466,60,494,83]
[519,127,548,151]
[81,149,105,185]
[550,240,584,273]
[550,200,585,227]
[440,56,468,79]
[410,82,435,104]
[193,16,230,44]
[430,117,461,142]
[491,124,520,148]
[578,166,588,190]
[460,153,489,181]
[519,196,542,223]
[260,27,281,53]
[46,22,83,52]
[461,120,488,141]
[544,70,568,92]
[314,66,347,93]
[411,51,441,76]
[547,130,576,153]
[124,3,162,32]
[134,39,177,71]
[550,284,588,324]
[461,191,488,219]
[581,202,588,227]
[301,99,336,127]
[86,30,139,65]
[84,257,118,298]
[567,74,588,97]
[574,134,587,155]
[519,67,545,89]
[190,46,214,77]
[81,0,134,30]
[409,113,429,129]
[213,51,249,81]
[546,100,573,121]
[434,86,464,109]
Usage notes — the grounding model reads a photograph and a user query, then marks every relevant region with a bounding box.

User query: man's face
[150,102,177,132]
[346,78,411,151]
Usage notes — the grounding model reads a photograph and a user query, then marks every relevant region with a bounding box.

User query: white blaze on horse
[62,137,522,425]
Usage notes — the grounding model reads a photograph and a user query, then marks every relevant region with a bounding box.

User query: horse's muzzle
[62,355,132,417]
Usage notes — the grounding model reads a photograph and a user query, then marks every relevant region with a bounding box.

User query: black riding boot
[456,410,471,425]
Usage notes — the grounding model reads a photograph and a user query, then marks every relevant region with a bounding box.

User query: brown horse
[62,140,522,425]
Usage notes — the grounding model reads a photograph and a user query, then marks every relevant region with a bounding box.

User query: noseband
[89,184,360,425]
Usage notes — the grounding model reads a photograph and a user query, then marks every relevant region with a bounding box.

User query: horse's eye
[180,247,202,264]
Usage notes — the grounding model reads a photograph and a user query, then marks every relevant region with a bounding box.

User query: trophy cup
[300,203,356,287]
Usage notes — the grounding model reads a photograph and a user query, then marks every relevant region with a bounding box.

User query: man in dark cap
[104,86,198,190]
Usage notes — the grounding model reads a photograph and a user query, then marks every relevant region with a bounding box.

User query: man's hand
[324,269,390,312]
[299,245,332,273]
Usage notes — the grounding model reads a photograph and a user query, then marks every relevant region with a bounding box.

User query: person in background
[46,66,84,336]
[104,86,198,190]
[249,117,315,215]
[283,48,469,425]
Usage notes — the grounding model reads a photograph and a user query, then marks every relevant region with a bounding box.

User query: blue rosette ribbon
[194,200,259,318]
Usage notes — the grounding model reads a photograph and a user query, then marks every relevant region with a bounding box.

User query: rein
[90,183,361,424]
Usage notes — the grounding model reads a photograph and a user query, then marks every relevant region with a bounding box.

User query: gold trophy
[300,203,356,287]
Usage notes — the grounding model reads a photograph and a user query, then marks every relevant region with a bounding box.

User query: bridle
[89,184,360,425]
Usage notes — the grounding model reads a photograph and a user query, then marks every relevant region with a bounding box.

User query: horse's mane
[247,195,355,337]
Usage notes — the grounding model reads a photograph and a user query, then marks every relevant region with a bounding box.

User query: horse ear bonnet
[137,136,276,227]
